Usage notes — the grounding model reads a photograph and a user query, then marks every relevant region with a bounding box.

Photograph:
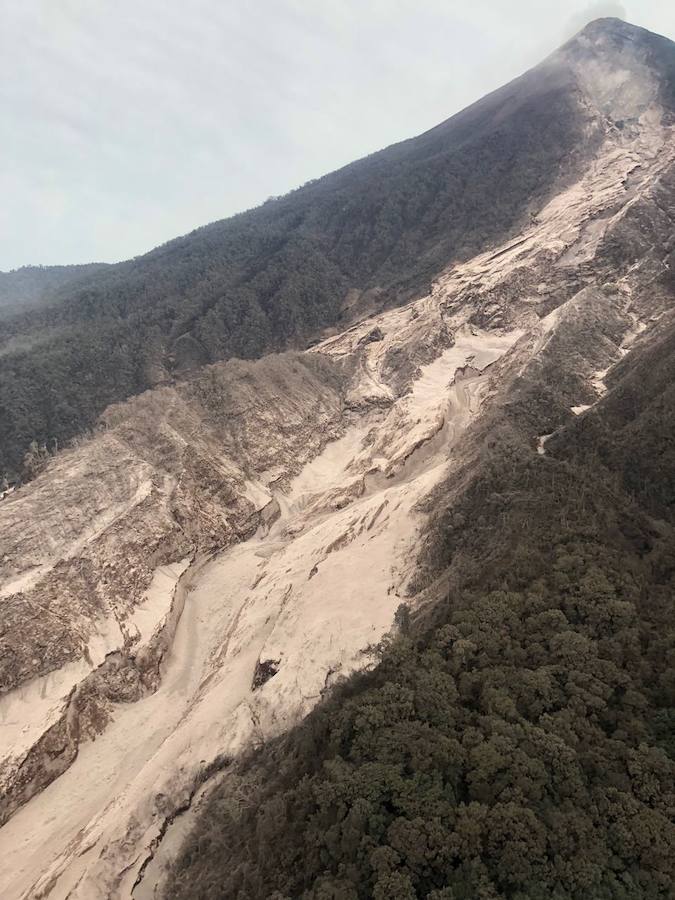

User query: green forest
[166,320,675,900]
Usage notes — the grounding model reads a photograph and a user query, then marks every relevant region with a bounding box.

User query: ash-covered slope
[164,24,675,898]
[169,293,675,900]
[1,16,675,900]
[3,18,674,477]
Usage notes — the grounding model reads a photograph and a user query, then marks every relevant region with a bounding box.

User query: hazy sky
[1,0,674,271]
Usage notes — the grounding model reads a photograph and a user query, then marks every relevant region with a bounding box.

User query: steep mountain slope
[164,38,675,891]
[168,319,675,900]
[1,16,674,900]
[3,17,674,478]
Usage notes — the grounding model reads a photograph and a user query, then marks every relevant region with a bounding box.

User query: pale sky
[1,0,674,271]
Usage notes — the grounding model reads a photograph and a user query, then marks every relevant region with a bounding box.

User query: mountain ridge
[4,17,673,478]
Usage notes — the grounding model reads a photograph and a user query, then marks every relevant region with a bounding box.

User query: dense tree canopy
[167,321,675,900]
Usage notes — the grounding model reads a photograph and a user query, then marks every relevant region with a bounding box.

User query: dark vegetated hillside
[165,319,675,900]
[0,55,593,477]
[0,264,107,317]
[553,324,675,521]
